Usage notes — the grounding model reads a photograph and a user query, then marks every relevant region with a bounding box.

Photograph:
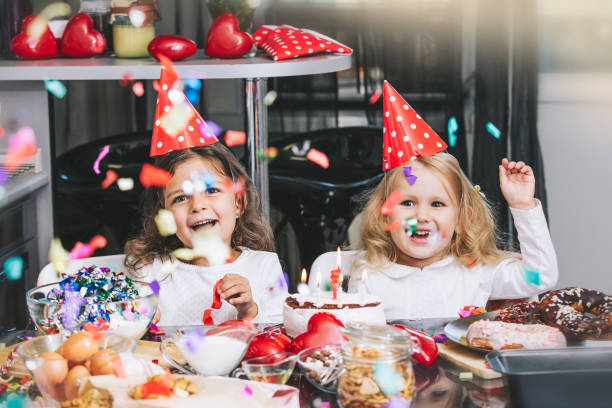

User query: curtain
[472,0,547,248]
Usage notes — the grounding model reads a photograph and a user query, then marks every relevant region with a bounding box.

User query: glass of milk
[161,326,258,376]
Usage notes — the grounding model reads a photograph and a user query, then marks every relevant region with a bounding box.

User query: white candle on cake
[359,269,368,305]
[297,268,310,306]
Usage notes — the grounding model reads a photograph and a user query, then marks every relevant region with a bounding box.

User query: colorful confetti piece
[447,116,458,147]
[381,190,402,215]
[369,87,382,104]
[264,90,278,106]
[117,177,134,191]
[486,122,501,139]
[225,130,247,147]
[373,363,403,395]
[205,120,223,137]
[386,219,401,232]
[140,164,172,187]
[44,79,67,99]
[101,170,118,189]
[3,257,23,280]
[120,73,133,87]
[149,280,160,296]
[155,209,177,236]
[459,372,473,380]
[256,146,278,161]
[39,2,72,20]
[306,148,329,168]
[240,385,253,396]
[402,166,417,185]
[524,269,541,286]
[93,145,110,175]
[132,81,145,97]
[159,103,194,137]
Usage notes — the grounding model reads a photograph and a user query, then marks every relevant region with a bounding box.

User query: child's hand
[218,273,258,320]
[499,158,538,210]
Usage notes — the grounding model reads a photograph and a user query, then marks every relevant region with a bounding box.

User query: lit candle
[330,246,342,300]
[297,268,310,306]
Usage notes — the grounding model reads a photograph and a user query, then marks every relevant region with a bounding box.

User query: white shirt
[310,203,558,320]
[132,248,288,325]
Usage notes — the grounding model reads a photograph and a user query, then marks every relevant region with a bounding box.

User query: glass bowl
[232,351,297,384]
[17,331,136,403]
[27,280,157,339]
[297,345,343,394]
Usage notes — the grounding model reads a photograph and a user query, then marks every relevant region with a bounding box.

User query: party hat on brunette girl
[382,80,447,171]
[150,55,218,156]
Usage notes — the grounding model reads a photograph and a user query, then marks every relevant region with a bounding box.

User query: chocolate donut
[495,301,544,325]
[537,287,612,339]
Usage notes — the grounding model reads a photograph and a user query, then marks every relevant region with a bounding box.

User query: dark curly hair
[124,143,274,274]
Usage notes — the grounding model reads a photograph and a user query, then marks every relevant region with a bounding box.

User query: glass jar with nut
[337,323,420,408]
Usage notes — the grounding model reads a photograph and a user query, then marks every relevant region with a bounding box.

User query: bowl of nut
[296,345,343,394]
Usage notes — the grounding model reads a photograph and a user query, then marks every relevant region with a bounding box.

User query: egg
[64,365,90,400]
[89,349,119,375]
[61,331,98,362]
[36,352,68,386]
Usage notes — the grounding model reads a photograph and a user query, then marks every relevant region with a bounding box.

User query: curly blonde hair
[124,144,274,273]
[357,152,508,271]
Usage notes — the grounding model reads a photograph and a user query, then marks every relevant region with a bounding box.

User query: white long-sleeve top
[309,202,558,320]
[131,248,288,326]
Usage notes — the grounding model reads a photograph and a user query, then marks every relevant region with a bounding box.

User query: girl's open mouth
[190,219,218,231]
[409,230,431,243]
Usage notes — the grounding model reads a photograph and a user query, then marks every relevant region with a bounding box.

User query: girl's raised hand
[499,158,537,210]
[218,273,258,320]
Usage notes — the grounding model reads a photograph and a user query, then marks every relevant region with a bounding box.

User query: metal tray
[443,312,498,352]
[486,347,612,408]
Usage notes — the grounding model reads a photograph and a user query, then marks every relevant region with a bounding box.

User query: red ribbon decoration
[202,279,223,325]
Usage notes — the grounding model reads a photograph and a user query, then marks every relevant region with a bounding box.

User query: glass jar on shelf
[79,0,113,52]
[337,323,419,408]
[110,1,160,58]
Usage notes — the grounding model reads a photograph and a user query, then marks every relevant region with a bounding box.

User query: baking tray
[486,347,612,408]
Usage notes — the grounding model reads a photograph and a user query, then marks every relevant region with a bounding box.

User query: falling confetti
[112,358,127,378]
[306,148,329,168]
[128,8,146,27]
[369,87,382,104]
[263,90,278,106]
[185,78,202,90]
[159,103,194,137]
[26,16,49,40]
[39,2,72,20]
[256,146,278,161]
[486,122,501,139]
[132,81,144,97]
[149,280,160,296]
[373,363,403,395]
[382,397,412,408]
[3,256,23,280]
[185,328,206,353]
[225,130,247,147]
[185,88,199,105]
[69,241,94,259]
[120,73,133,87]
[291,140,311,156]
[89,235,107,250]
[240,385,253,396]
[524,269,541,286]
[152,80,160,91]
[381,190,402,215]
[117,177,134,191]
[92,145,110,175]
[205,120,223,137]
[447,116,458,147]
[5,126,37,171]
[101,170,118,189]
[402,166,417,185]
[0,125,4,138]
[386,219,401,232]
[173,229,230,266]
[459,372,473,380]
[0,168,8,185]
[403,218,417,236]
[49,238,70,274]
[44,79,67,99]
[155,209,177,236]
[140,164,172,187]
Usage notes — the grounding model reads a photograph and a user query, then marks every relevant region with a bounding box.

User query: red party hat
[150,57,217,156]
[382,81,447,171]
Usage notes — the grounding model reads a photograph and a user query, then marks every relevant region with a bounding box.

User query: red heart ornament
[60,13,106,57]
[288,312,346,354]
[244,332,290,360]
[148,35,197,61]
[10,15,59,59]
[205,13,253,59]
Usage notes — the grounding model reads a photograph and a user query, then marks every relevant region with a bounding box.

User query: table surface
[0,53,352,81]
[0,319,510,408]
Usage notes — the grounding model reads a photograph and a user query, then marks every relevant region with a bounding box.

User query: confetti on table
[306,148,329,168]
[447,116,458,147]
[433,334,447,343]
[264,90,278,106]
[3,257,23,280]
[101,170,118,189]
[524,269,541,286]
[381,190,402,215]
[155,209,177,236]
[117,177,134,191]
[225,130,247,147]
[369,87,382,104]
[132,81,144,97]
[93,145,110,175]
[486,122,501,139]
[459,372,473,380]
[240,385,253,396]
[140,164,172,187]
[402,166,417,185]
[44,79,67,99]
[386,219,401,232]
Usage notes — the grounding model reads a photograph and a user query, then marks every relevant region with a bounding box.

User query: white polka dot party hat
[382,80,447,171]
[150,55,218,156]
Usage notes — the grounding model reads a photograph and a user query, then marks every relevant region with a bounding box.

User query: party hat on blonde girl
[150,55,218,156]
[382,81,447,171]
